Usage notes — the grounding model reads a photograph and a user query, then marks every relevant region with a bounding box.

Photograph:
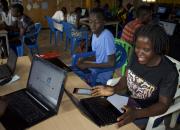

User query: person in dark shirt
[9,4,35,45]
[92,24,179,129]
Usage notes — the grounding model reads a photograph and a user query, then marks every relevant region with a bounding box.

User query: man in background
[121,5,152,45]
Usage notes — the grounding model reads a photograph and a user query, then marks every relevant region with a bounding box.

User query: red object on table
[36,51,60,59]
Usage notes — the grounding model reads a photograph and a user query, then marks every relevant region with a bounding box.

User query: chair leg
[65,36,69,50]
[85,39,88,52]
[16,46,23,57]
[50,31,52,44]
[71,39,76,55]
[55,31,58,45]
[60,32,63,42]
[170,111,180,128]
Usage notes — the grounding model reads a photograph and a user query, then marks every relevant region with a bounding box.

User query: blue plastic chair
[44,16,63,45]
[61,21,73,50]
[21,23,41,55]
[61,21,89,55]
[9,42,23,57]
[9,36,23,57]
[70,28,88,55]
[71,44,127,86]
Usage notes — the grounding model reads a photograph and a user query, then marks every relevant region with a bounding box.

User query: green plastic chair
[114,38,133,76]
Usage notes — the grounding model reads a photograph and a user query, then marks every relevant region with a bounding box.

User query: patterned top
[127,53,178,108]
[121,19,143,44]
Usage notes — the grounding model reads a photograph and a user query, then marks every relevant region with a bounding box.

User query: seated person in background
[0,0,18,57]
[9,4,35,47]
[121,5,152,45]
[52,7,67,22]
[0,0,18,30]
[102,3,112,19]
[125,3,135,23]
[93,0,101,9]
[67,7,82,29]
[76,8,116,85]
[92,24,179,129]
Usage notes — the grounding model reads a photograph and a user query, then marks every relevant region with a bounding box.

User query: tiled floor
[36,29,180,130]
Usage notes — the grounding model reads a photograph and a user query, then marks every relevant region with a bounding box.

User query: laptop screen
[7,49,17,74]
[157,6,166,14]
[159,21,176,36]
[27,57,66,111]
[176,9,180,18]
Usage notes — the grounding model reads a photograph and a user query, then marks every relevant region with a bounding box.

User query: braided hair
[134,24,169,55]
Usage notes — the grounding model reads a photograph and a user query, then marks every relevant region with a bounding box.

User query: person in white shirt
[0,0,17,28]
[52,7,67,22]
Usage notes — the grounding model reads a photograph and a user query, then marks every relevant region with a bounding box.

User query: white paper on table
[7,75,20,85]
[107,94,129,113]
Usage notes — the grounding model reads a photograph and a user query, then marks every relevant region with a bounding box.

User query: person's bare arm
[117,96,171,127]
[77,54,115,70]
[92,76,127,96]
[78,55,96,64]
[19,27,26,39]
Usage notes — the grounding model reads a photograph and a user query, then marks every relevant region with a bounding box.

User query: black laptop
[1,57,67,130]
[65,89,122,127]
[0,49,17,85]
[46,57,72,72]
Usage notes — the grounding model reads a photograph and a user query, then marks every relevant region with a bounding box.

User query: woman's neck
[95,27,104,37]
[146,55,162,67]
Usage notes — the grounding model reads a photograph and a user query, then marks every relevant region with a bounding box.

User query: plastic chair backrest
[61,21,74,38]
[145,56,180,130]
[166,56,180,85]
[115,44,127,69]
[34,23,41,40]
[44,16,56,32]
[114,38,133,76]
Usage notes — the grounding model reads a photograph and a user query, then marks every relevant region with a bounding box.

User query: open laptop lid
[7,49,17,74]
[159,21,176,36]
[65,89,98,125]
[26,57,67,112]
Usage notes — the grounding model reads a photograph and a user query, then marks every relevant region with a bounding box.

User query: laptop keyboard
[8,91,47,124]
[80,97,122,126]
[0,65,10,79]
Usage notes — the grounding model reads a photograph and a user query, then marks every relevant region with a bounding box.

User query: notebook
[0,49,17,85]
[1,57,67,130]
[65,89,123,127]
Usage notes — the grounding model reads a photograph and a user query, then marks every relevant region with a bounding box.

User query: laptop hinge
[25,91,49,111]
